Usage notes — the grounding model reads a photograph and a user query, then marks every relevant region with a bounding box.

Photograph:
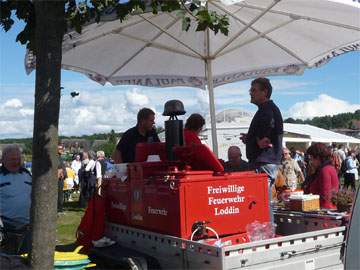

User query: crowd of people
[57,148,110,212]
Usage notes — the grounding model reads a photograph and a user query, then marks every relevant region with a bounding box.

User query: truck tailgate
[105,223,345,269]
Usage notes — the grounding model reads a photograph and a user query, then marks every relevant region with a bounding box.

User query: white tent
[200,117,360,160]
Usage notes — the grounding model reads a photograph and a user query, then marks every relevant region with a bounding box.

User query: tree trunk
[30,1,65,269]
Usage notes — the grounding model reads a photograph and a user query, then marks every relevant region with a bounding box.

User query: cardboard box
[289,194,320,211]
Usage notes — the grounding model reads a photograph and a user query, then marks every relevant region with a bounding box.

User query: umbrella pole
[206,59,219,157]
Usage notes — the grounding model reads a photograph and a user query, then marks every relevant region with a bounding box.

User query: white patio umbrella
[25,0,360,155]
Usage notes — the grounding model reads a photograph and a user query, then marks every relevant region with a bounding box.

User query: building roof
[283,123,360,144]
[201,122,360,146]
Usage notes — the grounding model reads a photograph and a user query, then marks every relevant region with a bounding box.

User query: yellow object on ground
[54,246,88,261]
[21,246,96,269]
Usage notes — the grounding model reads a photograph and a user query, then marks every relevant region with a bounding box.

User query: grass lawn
[56,197,85,246]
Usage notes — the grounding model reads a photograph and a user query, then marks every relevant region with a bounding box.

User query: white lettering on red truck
[111,202,127,211]
[207,184,246,216]
[214,206,240,216]
[148,206,168,216]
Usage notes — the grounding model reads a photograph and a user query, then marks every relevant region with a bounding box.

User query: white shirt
[85,159,102,179]
[346,157,357,175]
[71,159,82,175]
[337,149,346,161]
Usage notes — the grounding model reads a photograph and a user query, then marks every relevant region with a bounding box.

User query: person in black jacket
[240,77,283,223]
[112,108,160,163]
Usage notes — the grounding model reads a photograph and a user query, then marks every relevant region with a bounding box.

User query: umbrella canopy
[26,0,360,155]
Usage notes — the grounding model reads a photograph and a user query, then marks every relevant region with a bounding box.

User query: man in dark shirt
[224,146,249,172]
[113,108,160,163]
[240,77,283,222]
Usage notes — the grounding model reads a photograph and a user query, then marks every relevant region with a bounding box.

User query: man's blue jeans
[255,164,279,224]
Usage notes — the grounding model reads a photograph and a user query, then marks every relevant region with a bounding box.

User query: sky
[0,14,359,139]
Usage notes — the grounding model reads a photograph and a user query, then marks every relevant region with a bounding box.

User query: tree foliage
[95,141,117,157]
[1,0,229,55]
[284,110,360,130]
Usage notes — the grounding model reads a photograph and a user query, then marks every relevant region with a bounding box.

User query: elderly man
[280,147,305,190]
[0,145,32,253]
[224,146,249,172]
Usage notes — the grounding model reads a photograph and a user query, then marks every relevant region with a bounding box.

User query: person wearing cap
[183,113,205,146]
[112,108,160,163]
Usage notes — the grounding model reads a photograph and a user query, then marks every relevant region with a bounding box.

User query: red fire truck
[91,141,358,270]
[91,101,359,269]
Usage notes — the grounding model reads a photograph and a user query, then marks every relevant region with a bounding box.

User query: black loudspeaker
[165,118,183,161]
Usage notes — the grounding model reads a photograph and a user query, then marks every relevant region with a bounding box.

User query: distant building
[91,140,108,150]
[200,109,360,160]
[330,120,360,139]
[331,128,360,139]
[60,139,90,152]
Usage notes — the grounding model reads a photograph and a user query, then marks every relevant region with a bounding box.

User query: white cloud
[288,94,360,119]
[3,79,356,139]
[4,98,23,108]
[125,89,150,113]
[195,90,210,116]
[19,108,34,117]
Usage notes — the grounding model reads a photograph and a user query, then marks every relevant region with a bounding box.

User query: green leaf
[197,10,210,21]
[182,16,191,32]
[176,9,185,17]
[195,22,207,32]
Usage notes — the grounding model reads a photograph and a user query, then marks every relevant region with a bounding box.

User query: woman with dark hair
[304,143,339,209]
[184,113,205,146]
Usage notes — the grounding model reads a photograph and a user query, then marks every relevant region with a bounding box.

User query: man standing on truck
[240,77,283,222]
[112,108,160,163]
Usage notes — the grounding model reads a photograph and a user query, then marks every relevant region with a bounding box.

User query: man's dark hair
[137,108,155,123]
[185,113,205,131]
[251,77,272,98]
